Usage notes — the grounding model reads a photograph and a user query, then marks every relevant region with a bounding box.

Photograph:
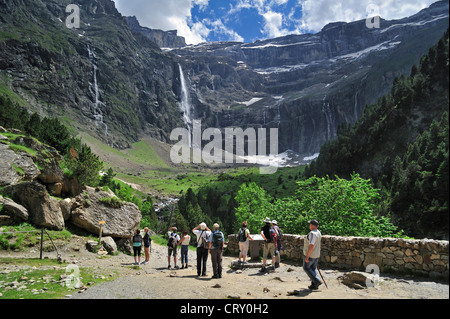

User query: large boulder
[61,175,83,197]
[0,195,29,222]
[2,181,65,230]
[38,158,64,184]
[70,186,141,239]
[101,236,118,255]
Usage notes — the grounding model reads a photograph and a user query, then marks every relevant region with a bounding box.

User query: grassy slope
[78,132,304,198]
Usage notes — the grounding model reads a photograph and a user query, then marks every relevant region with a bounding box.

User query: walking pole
[317,266,328,289]
[40,227,44,260]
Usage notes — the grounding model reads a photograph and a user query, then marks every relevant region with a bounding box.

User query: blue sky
[113,0,439,44]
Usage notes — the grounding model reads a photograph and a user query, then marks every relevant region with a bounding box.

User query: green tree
[66,144,103,187]
[234,182,272,233]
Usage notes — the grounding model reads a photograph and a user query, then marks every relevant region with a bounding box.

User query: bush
[234,175,405,237]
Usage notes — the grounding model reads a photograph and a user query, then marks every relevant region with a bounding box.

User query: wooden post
[40,227,44,259]
[98,221,105,249]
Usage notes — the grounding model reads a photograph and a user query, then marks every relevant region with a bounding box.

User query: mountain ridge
[0,0,448,159]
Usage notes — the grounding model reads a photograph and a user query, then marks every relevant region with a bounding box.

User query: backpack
[133,234,142,247]
[167,232,178,249]
[238,227,247,242]
[212,230,224,248]
[198,230,210,249]
[268,227,277,243]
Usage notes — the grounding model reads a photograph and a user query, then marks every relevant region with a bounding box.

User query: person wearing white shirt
[192,223,211,276]
[178,230,191,269]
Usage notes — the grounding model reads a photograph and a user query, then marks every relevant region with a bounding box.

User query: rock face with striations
[70,186,141,239]
[2,181,65,230]
[1,0,448,158]
[0,129,142,237]
[125,16,186,48]
[172,1,449,156]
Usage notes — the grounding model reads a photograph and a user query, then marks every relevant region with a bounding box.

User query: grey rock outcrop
[0,143,40,186]
[125,16,186,48]
[71,186,141,239]
[2,181,64,230]
[101,236,118,255]
[0,195,29,222]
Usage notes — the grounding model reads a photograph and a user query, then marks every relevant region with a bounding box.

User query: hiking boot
[259,266,266,273]
[168,265,171,269]
[308,281,323,290]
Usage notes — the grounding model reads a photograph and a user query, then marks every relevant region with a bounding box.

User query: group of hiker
[131,218,324,290]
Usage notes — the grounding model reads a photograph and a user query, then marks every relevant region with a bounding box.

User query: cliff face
[0,0,448,158]
[173,1,449,156]
[125,16,186,48]
[0,0,182,149]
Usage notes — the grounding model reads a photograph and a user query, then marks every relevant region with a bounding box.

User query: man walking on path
[303,219,323,290]
[192,223,211,276]
[209,223,224,278]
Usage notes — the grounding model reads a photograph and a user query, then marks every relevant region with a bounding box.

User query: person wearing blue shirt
[209,223,224,279]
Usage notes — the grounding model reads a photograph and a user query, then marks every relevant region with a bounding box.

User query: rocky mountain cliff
[125,16,186,49]
[0,127,141,236]
[1,0,448,160]
[0,0,183,149]
[172,0,449,157]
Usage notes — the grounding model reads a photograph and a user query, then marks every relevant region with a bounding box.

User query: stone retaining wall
[227,234,449,280]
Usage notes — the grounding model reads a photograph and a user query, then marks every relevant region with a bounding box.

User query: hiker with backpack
[260,217,278,272]
[132,229,143,265]
[167,226,180,269]
[272,220,282,268]
[209,223,225,279]
[238,221,254,263]
[192,222,211,276]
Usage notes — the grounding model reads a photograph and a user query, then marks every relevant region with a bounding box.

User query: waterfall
[322,96,334,140]
[178,63,192,147]
[87,44,109,144]
[354,92,359,123]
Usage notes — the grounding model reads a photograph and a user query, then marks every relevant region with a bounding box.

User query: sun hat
[271,220,277,225]
[308,219,319,226]
[264,217,271,223]
[200,222,206,230]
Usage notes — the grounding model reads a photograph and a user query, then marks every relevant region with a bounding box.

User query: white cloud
[228,0,298,38]
[113,0,210,44]
[297,0,439,33]
[205,19,245,42]
[113,0,441,44]
[261,11,290,38]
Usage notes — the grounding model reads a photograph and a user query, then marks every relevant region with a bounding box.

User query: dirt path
[1,238,448,300]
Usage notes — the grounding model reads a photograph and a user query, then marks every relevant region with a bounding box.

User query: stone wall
[227,234,449,280]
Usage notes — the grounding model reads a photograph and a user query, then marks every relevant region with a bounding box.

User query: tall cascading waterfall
[322,96,335,141]
[87,44,109,144]
[178,63,193,147]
